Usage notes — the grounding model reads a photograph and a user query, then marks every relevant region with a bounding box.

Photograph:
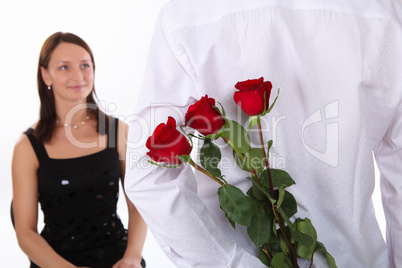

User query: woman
[11,32,147,268]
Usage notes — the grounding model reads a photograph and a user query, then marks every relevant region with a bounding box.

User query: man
[125,0,402,267]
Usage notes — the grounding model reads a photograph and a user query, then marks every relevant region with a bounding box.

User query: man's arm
[124,10,265,268]
[375,98,402,267]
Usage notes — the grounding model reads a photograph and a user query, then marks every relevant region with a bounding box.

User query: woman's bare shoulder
[13,128,38,164]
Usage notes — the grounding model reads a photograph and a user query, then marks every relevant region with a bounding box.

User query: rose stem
[257,116,298,267]
[278,217,299,267]
[263,243,273,260]
[256,116,275,198]
[187,158,225,186]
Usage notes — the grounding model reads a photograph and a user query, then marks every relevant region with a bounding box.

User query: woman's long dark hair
[35,32,108,142]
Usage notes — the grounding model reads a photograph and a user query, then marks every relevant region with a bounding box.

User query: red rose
[146,116,191,165]
[233,77,272,116]
[185,95,225,136]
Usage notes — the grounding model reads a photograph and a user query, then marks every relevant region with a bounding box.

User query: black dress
[25,118,145,268]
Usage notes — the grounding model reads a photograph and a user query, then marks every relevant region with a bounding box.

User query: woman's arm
[12,134,79,268]
[113,121,147,268]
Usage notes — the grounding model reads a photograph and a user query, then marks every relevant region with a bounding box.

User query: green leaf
[221,119,251,154]
[291,230,314,247]
[248,148,266,174]
[247,212,271,247]
[218,185,253,227]
[272,219,278,237]
[246,176,275,203]
[247,116,258,133]
[268,140,273,151]
[228,218,236,229]
[217,102,226,117]
[148,160,181,169]
[295,218,317,260]
[263,88,280,115]
[221,207,236,230]
[260,169,295,188]
[233,150,248,171]
[248,182,265,201]
[271,252,285,268]
[200,139,222,178]
[203,132,222,140]
[247,188,266,216]
[278,190,297,218]
[178,155,191,163]
[270,169,295,188]
[279,234,289,255]
[315,242,338,268]
[277,186,285,208]
[267,237,281,252]
[277,209,296,233]
[233,148,265,174]
[258,247,271,266]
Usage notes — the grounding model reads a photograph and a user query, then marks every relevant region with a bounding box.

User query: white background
[0,0,385,267]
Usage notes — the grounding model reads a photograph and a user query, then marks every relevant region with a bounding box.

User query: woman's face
[41,42,94,105]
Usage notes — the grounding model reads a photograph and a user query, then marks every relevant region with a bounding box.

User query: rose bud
[185,95,225,136]
[233,77,272,116]
[146,116,192,165]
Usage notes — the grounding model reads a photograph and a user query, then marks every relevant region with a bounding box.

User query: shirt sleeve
[374,98,402,267]
[124,11,265,268]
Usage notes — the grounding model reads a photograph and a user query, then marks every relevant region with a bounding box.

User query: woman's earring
[47,85,51,90]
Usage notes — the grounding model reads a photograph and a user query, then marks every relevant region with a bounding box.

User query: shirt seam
[162,1,395,33]
[160,7,198,84]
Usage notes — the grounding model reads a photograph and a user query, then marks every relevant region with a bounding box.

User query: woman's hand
[112,257,143,268]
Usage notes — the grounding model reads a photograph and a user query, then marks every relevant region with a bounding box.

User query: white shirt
[125,0,402,267]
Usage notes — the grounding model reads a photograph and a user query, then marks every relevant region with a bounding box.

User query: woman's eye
[82,63,91,68]
[60,65,68,70]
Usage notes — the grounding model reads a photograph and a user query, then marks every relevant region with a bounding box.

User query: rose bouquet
[146,77,337,268]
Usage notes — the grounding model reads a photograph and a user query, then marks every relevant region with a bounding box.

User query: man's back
[126,0,402,267]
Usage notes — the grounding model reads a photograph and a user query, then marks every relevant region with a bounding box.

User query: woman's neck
[55,101,89,125]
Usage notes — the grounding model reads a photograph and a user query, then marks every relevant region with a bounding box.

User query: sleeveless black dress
[25,118,145,268]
